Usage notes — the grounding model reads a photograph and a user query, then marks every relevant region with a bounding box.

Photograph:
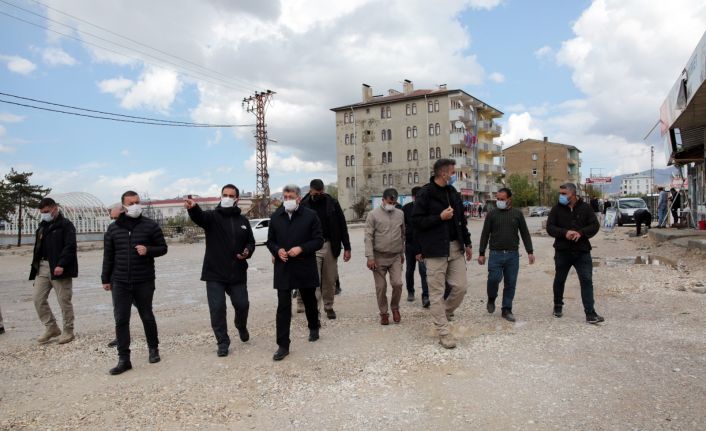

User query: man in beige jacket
[365,188,405,325]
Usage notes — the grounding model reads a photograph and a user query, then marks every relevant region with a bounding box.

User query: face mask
[496,200,507,210]
[40,212,54,223]
[283,199,298,212]
[220,197,235,208]
[448,174,457,186]
[559,195,569,206]
[125,204,143,218]
[311,194,321,202]
[383,203,396,212]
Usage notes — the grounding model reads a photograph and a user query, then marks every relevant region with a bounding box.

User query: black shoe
[487,299,496,314]
[309,328,319,342]
[109,359,132,375]
[325,309,337,320]
[292,289,298,298]
[407,292,415,302]
[148,348,160,364]
[422,297,430,308]
[553,305,563,318]
[217,346,229,357]
[273,347,289,361]
[501,309,516,322]
[238,327,250,342]
[335,285,342,295]
[107,338,118,348]
[0,326,5,334]
[586,313,605,324]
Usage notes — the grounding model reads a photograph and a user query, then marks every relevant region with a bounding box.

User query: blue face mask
[559,195,569,206]
[448,174,457,186]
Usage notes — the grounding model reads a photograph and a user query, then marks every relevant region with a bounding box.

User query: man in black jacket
[267,184,324,361]
[102,190,168,375]
[402,186,428,306]
[29,197,78,344]
[412,159,473,349]
[185,184,255,357]
[298,179,351,319]
[547,183,604,324]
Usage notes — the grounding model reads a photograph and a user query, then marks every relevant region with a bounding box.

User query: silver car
[615,198,647,226]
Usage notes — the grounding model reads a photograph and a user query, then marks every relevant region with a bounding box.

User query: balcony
[449,108,472,122]
[450,131,465,146]
[482,183,500,194]
[477,120,502,136]
[452,155,475,168]
[477,141,502,155]
[477,163,504,175]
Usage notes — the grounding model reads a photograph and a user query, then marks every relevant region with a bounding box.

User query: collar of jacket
[301,193,333,211]
[275,205,300,218]
[116,213,143,228]
[215,204,242,217]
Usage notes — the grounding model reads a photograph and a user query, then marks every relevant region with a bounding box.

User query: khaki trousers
[33,261,74,330]
[298,241,339,312]
[372,253,403,314]
[425,241,467,336]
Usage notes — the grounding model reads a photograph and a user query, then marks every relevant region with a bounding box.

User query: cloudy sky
[1,0,705,204]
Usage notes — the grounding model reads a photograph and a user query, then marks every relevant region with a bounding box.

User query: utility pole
[651,145,656,215]
[243,90,275,218]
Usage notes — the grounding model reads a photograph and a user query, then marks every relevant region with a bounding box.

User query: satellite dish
[458,101,464,107]
[454,121,465,129]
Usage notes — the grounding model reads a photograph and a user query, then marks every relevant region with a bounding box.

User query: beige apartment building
[331,80,503,220]
[503,137,582,200]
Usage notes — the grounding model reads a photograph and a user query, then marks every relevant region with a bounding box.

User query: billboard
[586,177,612,184]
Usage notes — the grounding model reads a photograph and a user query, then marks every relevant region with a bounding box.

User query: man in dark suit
[267,184,324,361]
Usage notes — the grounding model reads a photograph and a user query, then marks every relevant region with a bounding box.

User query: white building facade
[621,174,653,196]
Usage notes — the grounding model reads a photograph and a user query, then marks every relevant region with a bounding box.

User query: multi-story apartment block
[620,173,653,196]
[331,80,503,220]
[503,137,582,195]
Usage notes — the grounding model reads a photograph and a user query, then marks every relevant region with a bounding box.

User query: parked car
[615,198,647,226]
[529,206,550,217]
[250,218,269,245]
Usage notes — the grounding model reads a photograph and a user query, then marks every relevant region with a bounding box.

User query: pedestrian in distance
[478,188,535,322]
[656,186,668,228]
[633,208,652,236]
[185,184,255,357]
[29,197,78,345]
[546,183,604,324]
[102,191,168,375]
[402,186,429,307]
[669,188,681,227]
[267,184,324,361]
[365,188,405,325]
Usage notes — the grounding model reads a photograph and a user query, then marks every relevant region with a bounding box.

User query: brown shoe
[439,334,457,349]
[380,313,389,325]
[392,309,401,323]
[57,329,75,344]
[37,325,62,344]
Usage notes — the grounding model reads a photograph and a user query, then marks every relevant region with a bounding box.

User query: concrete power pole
[243,90,275,218]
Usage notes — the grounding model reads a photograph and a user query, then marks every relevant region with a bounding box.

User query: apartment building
[331,80,503,220]
[620,173,653,196]
[503,137,582,195]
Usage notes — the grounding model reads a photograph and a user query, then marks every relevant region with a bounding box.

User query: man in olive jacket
[546,183,604,324]
[266,184,324,361]
[185,184,255,357]
[102,190,168,375]
[29,197,78,344]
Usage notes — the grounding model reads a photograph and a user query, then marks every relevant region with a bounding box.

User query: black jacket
[29,213,78,281]
[412,177,472,258]
[266,206,324,290]
[546,198,599,252]
[187,204,255,284]
[300,193,351,258]
[402,201,420,254]
[101,214,168,284]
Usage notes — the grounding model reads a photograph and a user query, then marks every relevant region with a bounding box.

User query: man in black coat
[402,186,428,306]
[298,179,351,319]
[267,184,324,361]
[546,183,604,324]
[102,190,168,375]
[29,197,78,344]
[185,184,255,357]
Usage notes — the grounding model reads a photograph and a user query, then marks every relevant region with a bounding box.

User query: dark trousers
[671,207,679,224]
[206,281,249,348]
[635,214,652,235]
[112,280,159,360]
[276,288,319,349]
[486,250,520,311]
[405,245,428,298]
[552,251,595,314]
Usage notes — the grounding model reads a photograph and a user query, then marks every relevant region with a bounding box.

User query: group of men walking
[16,157,604,374]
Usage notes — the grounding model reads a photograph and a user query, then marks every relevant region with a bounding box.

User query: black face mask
[311,194,322,202]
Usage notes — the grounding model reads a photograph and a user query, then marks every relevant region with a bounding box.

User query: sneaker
[487,299,496,314]
[501,310,516,322]
[586,313,605,324]
[273,347,289,361]
[439,334,457,349]
[407,292,414,302]
[422,297,430,308]
[325,309,337,320]
[553,305,563,318]
[380,313,390,325]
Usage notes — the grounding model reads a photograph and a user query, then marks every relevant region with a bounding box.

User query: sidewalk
[648,228,706,251]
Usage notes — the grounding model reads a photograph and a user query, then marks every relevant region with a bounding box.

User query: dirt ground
[1,217,705,430]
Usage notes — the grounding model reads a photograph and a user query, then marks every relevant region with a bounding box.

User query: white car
[250,218,269,245]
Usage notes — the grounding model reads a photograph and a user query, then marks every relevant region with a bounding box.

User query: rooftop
[504,137,581,153]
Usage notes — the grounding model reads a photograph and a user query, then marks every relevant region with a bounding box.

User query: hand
[565,230,580,241]
[287,246,303,257]
[440,206,454,221]
[465,246,473,261]
[184,199,196,209]
[236,248,250,260]
[103,283,112,291]
[367,259,377,271]
[572,232,582,242]
[477,255,486,265]
[278,248,289,262]
[528,254,536,265]
[135,245,148,256]
[53,266,64,276]
[401,254,405,264]
[415,254,424,262]
[343,250,351,262]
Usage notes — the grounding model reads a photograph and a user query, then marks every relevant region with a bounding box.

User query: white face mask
[283,199,298,212]
[220,197,235,208]
[496,200,507,210]
[383,203,396,212]
[125,204,142,218]
[40,212,54,223]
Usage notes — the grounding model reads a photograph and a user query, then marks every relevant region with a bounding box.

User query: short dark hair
[497,187,512,198]
[433,158,455,176]
[121,190,139,204]
[221,184,240,197]
[559,183,577,194]
[38,197,56,209]
[383,188,398,200]
[411,186,421,197]
[310,179,324,191]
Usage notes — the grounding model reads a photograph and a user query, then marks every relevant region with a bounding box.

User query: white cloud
[0,145,14,153]
[98,67,182,113]
[534,45,553,59]
[120,149,130,156]
[488,72,505,83]
[98,77,134,98]
[0,113,25,123]
[244,150,336,174]
[0,54,36,75]
[42,47,77,66]
[496,112,544,148]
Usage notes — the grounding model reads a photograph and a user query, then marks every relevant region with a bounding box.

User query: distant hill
[603,167,680,194]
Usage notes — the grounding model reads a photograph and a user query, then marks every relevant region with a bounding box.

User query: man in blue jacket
[185,184,255,357]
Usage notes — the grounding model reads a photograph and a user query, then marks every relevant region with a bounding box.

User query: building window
[406,104,411,116]
[346,177,350,188]
[386,106,391,118]
[429,123,434,136]
[436,147,441,158]
[411,103,417,115]
[382,152,387,164]
[531,153,538,161]
[350,155,355,166]
[345,156,350,166]
[351,177,355,188]
[435,123,441,136]
[344,112,348,124]
[387,129,392,140]
[412,126,418,138]
[381,130,386,141]
[350,134,355,145]
[434,100,439,112]
[428,101,433,112]
[430,148,435,159]
[414,172,419,183]
[408,173,413,184]
[407,149,412,161]
[383,175,387,186]
[407,127,412,139]
[413,149,418,160]
[532,168,537,176]
[380,106,385,119]
[387,151,392,163]
[388,174,393,185]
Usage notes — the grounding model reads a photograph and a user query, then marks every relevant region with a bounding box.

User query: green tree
[506,174,538,207]
[0,168,51,246]
[350,196,368,220]
[326,184,338,201]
